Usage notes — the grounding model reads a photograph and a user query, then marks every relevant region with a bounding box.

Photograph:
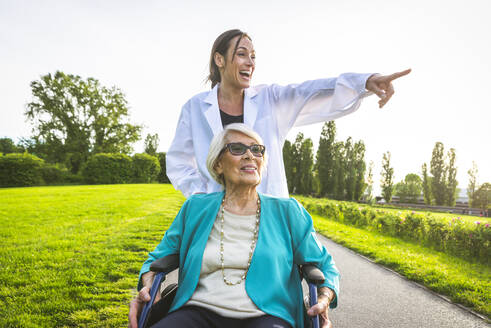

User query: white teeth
[240,71,251,76]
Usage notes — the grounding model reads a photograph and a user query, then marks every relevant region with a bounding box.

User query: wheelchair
[138,253,326,328]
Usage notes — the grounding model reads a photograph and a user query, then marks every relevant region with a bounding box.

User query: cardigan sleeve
[268,73,373,141]
[137,198,189,290]
[289,198,340,308]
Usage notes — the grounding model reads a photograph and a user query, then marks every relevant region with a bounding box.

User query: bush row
[82,153,160,184]
[0,152,168,187]
[301,198,490,265]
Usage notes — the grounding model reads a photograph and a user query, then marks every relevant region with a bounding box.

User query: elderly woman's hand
[128,272,159,328]
[365,69,411,108]
[307,294,333,328]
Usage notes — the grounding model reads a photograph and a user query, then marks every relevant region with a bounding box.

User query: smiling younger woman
[166,29,411,198]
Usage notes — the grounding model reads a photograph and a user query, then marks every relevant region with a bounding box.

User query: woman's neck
[223,186,258,215]
[218,82,244,116]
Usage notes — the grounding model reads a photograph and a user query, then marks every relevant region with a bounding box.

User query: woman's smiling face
[215,131,263,189]
[216,35,255,89]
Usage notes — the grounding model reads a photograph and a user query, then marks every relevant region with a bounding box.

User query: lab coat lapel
[244,87,259,128]
[203,85,223,135]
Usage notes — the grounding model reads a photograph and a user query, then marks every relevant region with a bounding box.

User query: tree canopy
[394,173,422,203]
[25,71,142,173]
[380,151,394,203]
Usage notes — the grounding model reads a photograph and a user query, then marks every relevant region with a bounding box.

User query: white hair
[206,123,268,186]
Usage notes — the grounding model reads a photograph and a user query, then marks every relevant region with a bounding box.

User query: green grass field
[0,184,184,327]
[0,185,489,326]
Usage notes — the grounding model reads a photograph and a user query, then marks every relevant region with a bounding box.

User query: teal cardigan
[138,192,340,328]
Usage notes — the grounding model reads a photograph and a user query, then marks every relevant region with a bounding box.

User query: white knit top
[185,209,265,318]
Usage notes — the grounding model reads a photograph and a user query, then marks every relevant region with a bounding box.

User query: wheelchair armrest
[150,254,179,273]
[301,264,325,285]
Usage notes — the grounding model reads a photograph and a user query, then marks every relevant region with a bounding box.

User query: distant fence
[378,202,490,218]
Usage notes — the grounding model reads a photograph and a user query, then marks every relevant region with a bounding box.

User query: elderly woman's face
[215,131,264,189]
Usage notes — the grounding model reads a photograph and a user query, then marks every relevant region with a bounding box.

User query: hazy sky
[1,0,490,195]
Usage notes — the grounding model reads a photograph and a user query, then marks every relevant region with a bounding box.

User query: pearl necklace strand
[219,195,261,286]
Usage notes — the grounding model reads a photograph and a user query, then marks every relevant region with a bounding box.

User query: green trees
[424,142,459,206]
[156,152,170,183]
[472,183,490,211]
[316,121,336,197]
[364,161,374,202]
[422,163,432,205]
[380,151,394,203]
[446,148,458,206]
[25,71,142,173]
[144,133,160,156]
[430,142,447,205]
[394,173,422,203]
[297,136,315,194]
[353,141,367,201]
[282,140,295,194]
[283,133,315,194]
[0,138,24,154]
[284,121,366,200]
[467,161,478,208]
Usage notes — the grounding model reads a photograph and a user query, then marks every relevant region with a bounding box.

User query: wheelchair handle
[302,264,325,284]
[303,264,325,328]
[309,282,320,328]
[150,253,179,273]
[138,272,165,328]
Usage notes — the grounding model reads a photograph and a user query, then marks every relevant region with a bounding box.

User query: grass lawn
[0,185,488,326]
[0,184,184,327]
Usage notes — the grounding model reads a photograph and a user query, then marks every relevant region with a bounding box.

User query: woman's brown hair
[207,29,251,88]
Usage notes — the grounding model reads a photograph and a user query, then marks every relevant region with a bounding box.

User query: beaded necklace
[219,195,261,285]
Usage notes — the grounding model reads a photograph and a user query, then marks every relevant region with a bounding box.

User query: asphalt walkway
[316,233,489,328]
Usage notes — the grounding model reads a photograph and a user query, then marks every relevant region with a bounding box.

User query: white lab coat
[166,73,373,198]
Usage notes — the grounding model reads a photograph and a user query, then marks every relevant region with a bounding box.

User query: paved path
[315,234,489,328]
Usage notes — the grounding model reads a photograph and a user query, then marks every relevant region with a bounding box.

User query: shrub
[300,198,490,265]
[0,153,44,187]
[156,152,170,183]
[82,153,133,184]
[63,172,85,184]
[132,153,160,183]
[39,164,66,185]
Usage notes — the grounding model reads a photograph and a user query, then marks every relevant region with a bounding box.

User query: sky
[1,0,490,195]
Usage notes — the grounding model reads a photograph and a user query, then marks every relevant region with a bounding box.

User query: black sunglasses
[223,142,266,157]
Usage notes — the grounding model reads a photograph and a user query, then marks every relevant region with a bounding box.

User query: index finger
[387,68,412,81]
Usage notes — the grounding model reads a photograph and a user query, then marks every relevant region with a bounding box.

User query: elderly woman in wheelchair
[129,123,339,328]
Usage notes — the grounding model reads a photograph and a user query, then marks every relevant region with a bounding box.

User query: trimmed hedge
[157,152,170,183]
[300,198,491,265]
[0,153,44,187]
[132,153,160,183]
[39,165,84,185]
[82,153,133,184]
[39,165,66,185]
